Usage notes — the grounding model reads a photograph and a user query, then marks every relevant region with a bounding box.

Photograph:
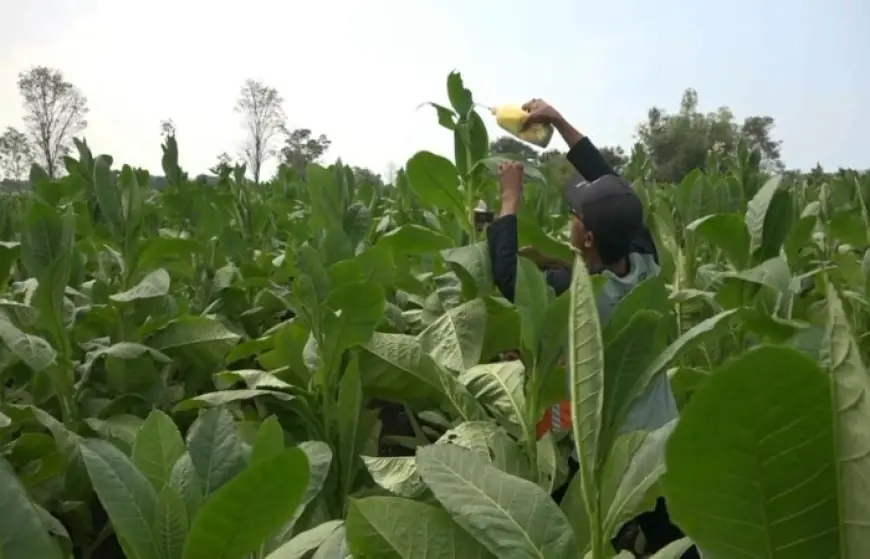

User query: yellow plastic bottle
[489,104,555,149]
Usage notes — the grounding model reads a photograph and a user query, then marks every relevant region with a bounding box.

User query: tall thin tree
[17,66,88,179]
[235,79,285,184]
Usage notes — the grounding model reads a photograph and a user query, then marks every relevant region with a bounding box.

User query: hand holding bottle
[520,99,564,130]
[521,98,584,149]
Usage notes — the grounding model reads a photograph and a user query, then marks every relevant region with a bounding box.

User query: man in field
[487,100,691,558]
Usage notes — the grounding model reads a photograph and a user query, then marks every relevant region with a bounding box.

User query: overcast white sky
[1,0,867,178]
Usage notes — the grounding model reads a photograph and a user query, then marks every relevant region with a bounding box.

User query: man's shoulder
[629,252,661,279]
[602,252,660,290]
[595,253,661,323]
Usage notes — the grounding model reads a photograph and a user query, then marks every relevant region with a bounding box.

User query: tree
[0,127,34,181]
[489,136,539,162]
[17,66,88,179]
[537,150,575,188]
[280,128,331,172]
[636,88,783,182]
[490,135,627,185]
[235,79,285,184]
[352,166,384,187]
[210,152,234,176]
[598,146,629,174]
[740,115,782,172]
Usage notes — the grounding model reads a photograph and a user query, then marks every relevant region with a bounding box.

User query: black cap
[563,173,645,263]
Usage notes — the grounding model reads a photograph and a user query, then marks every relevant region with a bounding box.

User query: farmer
[487,99,693,558]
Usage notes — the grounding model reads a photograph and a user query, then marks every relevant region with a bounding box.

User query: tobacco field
[0,71,868,559]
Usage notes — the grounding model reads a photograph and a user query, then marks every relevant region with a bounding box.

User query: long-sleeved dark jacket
[487,136,657,302]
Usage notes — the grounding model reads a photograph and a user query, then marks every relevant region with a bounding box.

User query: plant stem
[525,378,540,480]
[82,523,113,559]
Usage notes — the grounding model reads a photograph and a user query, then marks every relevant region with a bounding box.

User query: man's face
[571,213,600,267]
[570,213,597,263]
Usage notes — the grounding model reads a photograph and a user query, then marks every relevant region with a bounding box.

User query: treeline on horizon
[0,66,865,193]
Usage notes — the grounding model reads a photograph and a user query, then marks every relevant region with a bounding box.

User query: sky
[1,0,867,179]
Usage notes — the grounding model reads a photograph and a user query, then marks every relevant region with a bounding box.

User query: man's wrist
[550,113,567,133]
[548,113,581,145]
[500,196,521,216]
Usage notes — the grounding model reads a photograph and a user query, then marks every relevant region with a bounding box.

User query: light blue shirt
[571,252,678,444]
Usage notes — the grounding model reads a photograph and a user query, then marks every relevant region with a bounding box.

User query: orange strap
[536,400,572,439]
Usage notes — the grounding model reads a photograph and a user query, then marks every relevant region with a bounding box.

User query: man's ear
[584,231,595,250]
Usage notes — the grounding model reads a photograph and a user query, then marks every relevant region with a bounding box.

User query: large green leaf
[442,242,492,298]
[359,332,445,402]
[360,332,488,422]
[266,520,343,559]
[337,356,363,493]
[182,447,310,559]
[321,281,386,371]
[601,422,675,537]
[675,170,719,224]
[147,316,241,367]
[376,224,454,253]
[603,276,670,341]
[642,309,738,381]
[514,256,549,356]
[599,309,664,459]
[85,415,144,455]
[81,342,172,378]
[154,485,188,559]
[664,346,839,557]
[458,361,527,437]
[250,416,285,466]
[819,284,870,553]
[147,317,240,355]
[111,269,172,302]
[20,199,74,279]
[169,453,203,522]
[346,497,494,558]
[271,441,333,545]
[174,389,295,411]
[0,312,56,372]
[79,439,161,559]
[446,71,474,116]
[93,154,124,234]
[685,213,750,269]
[361,456,426,498]
[418,298,487,372]
[0,458,63,559]
[133,409,186,492]
[305,164,345,231]
[559,473,591,553]
[405,151,465,222]
[311,524,351,559]
[744,176,793,262]
[516,215,574,266]
[416,444,579,558]
[567,254,605,526]
[185,408,246,496]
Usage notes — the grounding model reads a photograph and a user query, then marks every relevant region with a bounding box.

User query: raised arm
[522,99,659,263]
[488,161,574,301]
[521,99,615,181]
[488,162,523,302]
